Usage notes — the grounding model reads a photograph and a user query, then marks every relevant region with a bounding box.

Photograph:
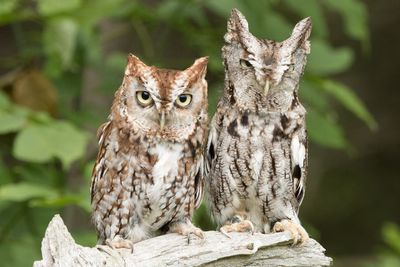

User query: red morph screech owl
[91,54,209,250]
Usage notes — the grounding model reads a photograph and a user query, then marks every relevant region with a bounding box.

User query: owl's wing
[194,158,204,210]
[205,115,219,184]
[290,130,308,211]
[90,120,112,203]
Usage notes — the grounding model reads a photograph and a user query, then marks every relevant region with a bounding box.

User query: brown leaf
[12,69,58,116]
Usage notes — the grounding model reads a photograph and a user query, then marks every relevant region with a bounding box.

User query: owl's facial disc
[223,9,311,111]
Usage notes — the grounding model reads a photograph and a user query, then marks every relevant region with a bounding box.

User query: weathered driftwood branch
[33,214,332,267]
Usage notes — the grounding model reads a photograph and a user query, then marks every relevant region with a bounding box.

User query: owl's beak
[264,79,270,96]
[159,111,166,131]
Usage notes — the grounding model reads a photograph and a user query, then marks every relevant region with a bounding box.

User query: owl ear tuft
[282,17,312,54]
[185,56,209,81]
[225,9,260,56]
[125,54,149,76]
[225,9,250,44]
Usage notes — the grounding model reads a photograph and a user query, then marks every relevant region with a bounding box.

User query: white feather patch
[291,135,306,168]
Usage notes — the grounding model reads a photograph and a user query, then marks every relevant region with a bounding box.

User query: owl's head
[223,9,311,112]
[112,54,208,141]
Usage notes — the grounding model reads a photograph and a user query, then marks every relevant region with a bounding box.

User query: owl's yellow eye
[136,91,153,106]
[175,94,192,108]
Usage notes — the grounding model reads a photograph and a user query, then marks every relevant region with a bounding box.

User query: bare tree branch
[33,215,332,267]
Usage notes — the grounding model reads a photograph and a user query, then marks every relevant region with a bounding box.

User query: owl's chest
[218,112,292,187]
[139,142,195,226]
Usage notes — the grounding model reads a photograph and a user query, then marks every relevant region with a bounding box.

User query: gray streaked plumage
[205,9,311,243]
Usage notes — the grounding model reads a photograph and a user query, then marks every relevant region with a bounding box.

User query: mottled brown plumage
[91,54,208,250]
[205,9,311,244]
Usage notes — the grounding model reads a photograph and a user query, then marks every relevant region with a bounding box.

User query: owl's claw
[272,219,309,245]
[104,237,134,253]
[220,216,255,238]
[168,218,205,244]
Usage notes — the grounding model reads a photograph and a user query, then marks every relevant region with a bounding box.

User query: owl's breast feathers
[91,120,205,230]
[207,101,307,224]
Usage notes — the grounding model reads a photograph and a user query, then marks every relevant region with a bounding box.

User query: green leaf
[51,121,89,168]
[382,223,400,254]
[259,12,292,41]
[307,109,348,149]
[13,125,53,163]
[0,111,27,134]
[43,18,79,73]
[321,79,377,130]
[323,0,369,49]
[37,0,81,16]
[0,91,11,108]
[308,40,354,75]
[13,121,89,168]
[0,182,57,202]
[0,0,18,16]
[285,0,328,38]
[203,0,245,16]
[300,79,330,112]
[30,194,82,208]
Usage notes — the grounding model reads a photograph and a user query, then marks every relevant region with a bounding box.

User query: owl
[205,9,311,244]
[91,54,209,250]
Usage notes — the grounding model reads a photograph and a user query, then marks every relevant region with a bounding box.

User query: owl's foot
[272,219,309,245]
[168,218,204,243]
[220,215,254,238]
[104,236,134,253]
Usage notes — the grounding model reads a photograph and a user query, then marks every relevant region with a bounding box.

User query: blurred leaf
[13,121,89,168]
[0,91,11,108]
[72,231,97,247]
[13,69,58,115]
[193,202,216,231]
[43,18,79,74]
[321,79,377,130]
[323,0,369,49]
[382,223,400,255]
[49,121,89,168]
[0,182,57,202]
[300,79,330,112]
[37,0,81,16]
[0,0,18,16]
[259,12,292,41]
[308,40,354,75]
[203,0,245,16]
[307,109,347,149]
[285,0,328,38]
[0,236,42,267]
[0,161,13,185]
[30,194,82,208]
[13,125,54,163]
[30,111,52,124]
[0,111,26,134]
[105,52,127,73]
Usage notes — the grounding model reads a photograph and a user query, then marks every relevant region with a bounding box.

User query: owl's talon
[220,218,255,237]
[272,219,309,245]
[168,218,205,243]
[220,228,232,238]
[105,237,134,253]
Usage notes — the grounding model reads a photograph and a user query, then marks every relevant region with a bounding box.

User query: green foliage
[14,121,88,168]
[365,223,400,267]
[0,0,374,265]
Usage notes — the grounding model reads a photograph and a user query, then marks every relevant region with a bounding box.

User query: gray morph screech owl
[206,9,312,244]
[91,54,209,249]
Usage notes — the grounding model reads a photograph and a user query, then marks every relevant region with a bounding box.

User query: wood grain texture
[33,214,332,267]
